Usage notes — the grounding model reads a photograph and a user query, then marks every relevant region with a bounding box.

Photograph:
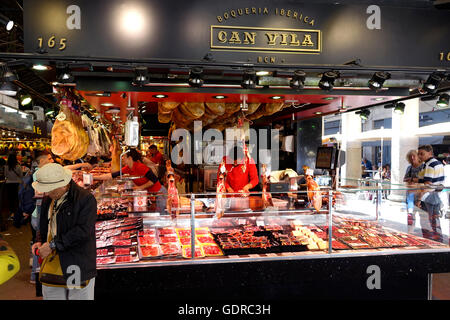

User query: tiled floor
[0,221,449,300]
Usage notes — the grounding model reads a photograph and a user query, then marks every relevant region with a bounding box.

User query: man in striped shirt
[417,145,445,241]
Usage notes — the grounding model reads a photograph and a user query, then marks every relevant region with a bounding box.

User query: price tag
[256,220,265,227]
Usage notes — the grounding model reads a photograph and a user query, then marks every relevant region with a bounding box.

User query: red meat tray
[160,243,181,256]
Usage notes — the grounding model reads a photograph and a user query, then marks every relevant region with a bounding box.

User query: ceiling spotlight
[6,20,14,31]
[213,95,226,99]
[290,70,306,90]
[153,94,167,99]
[368,71,391,91]
[32,64,51,71]
[256,70,270,76]
[133,67,149,86]
[318,70,340,91]
[356,109,370,120]
[394,102,405,114]
[436,93,449,109]
[17,91,32,106]
[422,73,443,94]
[241,69,257,89]
[270,96,283,100]
[188,67,204,88]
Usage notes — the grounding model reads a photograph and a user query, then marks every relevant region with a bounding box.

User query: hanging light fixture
[57,65,74,84]
[422,73,443,94]
[318,70,340,91]
[290,70,306,90]
[0,81,18,96]
[241,69,256,89]
[132,66,149,86]
[188,67,204,87]
[368,71,391,91]
[393,102,405,114]
[356,109,370,120]
[436,93,449,109]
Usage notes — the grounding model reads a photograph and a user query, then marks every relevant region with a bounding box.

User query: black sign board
[23,0,450,69]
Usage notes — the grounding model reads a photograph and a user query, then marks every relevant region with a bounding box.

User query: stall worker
[218,145,259,196]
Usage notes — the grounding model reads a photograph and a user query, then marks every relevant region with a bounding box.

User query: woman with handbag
[31,163,97,300]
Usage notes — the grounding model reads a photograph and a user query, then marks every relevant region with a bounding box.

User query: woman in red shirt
[219,145,259,195]
[94,148,167,213]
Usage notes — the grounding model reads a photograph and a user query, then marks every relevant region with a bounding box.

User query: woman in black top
[4,153,23,227]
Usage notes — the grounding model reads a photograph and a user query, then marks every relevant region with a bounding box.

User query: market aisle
[0,220,448,300]
[0,222,41,300]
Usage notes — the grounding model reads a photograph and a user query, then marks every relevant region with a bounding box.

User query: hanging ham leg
[215,161,227,219]
[166,160,179,218]
[261,164,273,208]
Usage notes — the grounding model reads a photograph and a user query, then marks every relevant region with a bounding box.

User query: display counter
[93,180,450,299]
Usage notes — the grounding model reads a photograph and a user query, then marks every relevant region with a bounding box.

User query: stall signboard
[23,0,450,69]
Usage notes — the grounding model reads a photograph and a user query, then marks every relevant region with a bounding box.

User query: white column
[340,111,362,185]
[389,98,419,200]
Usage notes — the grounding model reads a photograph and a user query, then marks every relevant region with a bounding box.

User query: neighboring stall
[0,0,449,299]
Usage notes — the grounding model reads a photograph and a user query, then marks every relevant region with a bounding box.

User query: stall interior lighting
[368,71,391,91]
[289,70,306,90]
[213,95,226,99]
[436,93,449,109]
[270,96,283,100]
[153,94,167,98]
[318,71,340,91]
[188,67,204,88]
[256,71,270,76]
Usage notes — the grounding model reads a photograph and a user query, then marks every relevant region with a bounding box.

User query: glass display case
[93,178,450,299]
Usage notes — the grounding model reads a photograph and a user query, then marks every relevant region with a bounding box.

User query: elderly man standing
[31,163,97,300]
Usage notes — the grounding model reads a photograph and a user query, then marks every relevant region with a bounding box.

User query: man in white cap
[31,163,97,300]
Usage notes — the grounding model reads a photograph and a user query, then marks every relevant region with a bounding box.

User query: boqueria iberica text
[216,7,316,26]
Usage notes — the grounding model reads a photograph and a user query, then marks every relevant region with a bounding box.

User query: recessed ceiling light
[213,95,227,99]
[101,103,115,107]
[314,111,323,115]
[256,71,270,76]
[153,94,167,98]
[322,97,337,100]
[32,64,51,71]
[372,97,387,101]
[270,96,283,100]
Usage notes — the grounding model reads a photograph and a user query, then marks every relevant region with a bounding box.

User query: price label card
[256,220,265,227]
